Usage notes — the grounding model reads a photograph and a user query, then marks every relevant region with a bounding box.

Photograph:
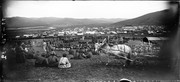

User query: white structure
[32,34,38,37]
[146,37,169,41]
[77,32,83,35]
[15,36,20,38]
[58,32,65,36]
[49,33,54,37]
[85,31,96,34]
[23,34,33,37]
[148,31,154,34]
[122,26,136,31]
[49,27,55,29]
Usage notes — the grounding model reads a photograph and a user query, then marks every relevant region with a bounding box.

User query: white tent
[146,37,169,41]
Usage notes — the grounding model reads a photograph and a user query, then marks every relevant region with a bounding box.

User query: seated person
[47,51,59,67]
[26,47,35,59]
[34,52,48,67]
[84,51,92,59]
[46,49,55,57]
[58,54,71,68]
[69,47,75,55]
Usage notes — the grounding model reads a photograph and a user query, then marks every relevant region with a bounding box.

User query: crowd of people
[34,51,71,68]
[1,41,73,69]
[34,40,96,68]
[1,39,96,70]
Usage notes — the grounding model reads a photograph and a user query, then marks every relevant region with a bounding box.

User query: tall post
[108,35,109,44]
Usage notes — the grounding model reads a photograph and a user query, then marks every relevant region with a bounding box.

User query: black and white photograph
[1,0,180,81]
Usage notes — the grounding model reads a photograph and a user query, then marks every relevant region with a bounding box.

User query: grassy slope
[4,39,178,81]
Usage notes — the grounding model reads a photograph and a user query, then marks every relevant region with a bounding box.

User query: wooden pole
[108,35,109,44]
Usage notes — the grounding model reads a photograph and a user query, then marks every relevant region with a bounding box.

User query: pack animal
[95,39,133,66]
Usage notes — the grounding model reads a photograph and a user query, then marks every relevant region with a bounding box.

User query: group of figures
[41,38,133,66]
[2,38,132,69]
[42,41,93,59]
[2,41,72,69]
[35,51,71,68]
[2,42,29,64]
[34,41,94,68]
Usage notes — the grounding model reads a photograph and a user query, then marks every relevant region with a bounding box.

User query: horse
[94,39,133,66]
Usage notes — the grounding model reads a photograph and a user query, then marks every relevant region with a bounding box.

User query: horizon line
[4,9,168,19]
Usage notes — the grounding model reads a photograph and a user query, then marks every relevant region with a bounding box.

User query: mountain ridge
[5,17,125,28]
[5,9,174,29]
[112,9,173,27]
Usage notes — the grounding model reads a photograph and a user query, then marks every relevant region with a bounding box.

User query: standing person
[46,42,53,54]
[21,42,26,50]
[32,41,35,46]
[58,54,71,68]
[43,41,47,52]
[15,42,26,63]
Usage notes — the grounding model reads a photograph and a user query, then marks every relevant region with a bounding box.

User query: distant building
[148,31,154,34]
[48,33,54,37]
[68,31,78,35]
[77,32,83,35]
[15,36,20,38]
[23,34,33,38]
[58,32,65,36]
[122,25,136,31]
[33,34,38,38]
[85,31,96,34]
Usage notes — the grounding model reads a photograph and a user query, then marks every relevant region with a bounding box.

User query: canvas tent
[143,37,169,42]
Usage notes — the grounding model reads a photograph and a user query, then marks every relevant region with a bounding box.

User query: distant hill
[5,17,125,28]
[112,9,174,27]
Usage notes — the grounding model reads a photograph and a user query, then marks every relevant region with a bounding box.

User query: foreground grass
[4,55,178,82]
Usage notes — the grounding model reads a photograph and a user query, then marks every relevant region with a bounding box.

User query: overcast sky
[5,1,169,19]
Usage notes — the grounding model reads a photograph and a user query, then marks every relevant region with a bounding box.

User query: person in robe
[47,51,59,67]
[43,41,47,53]
[15,42,26,63]
[58,54,71,68]
[34,52,48,67]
